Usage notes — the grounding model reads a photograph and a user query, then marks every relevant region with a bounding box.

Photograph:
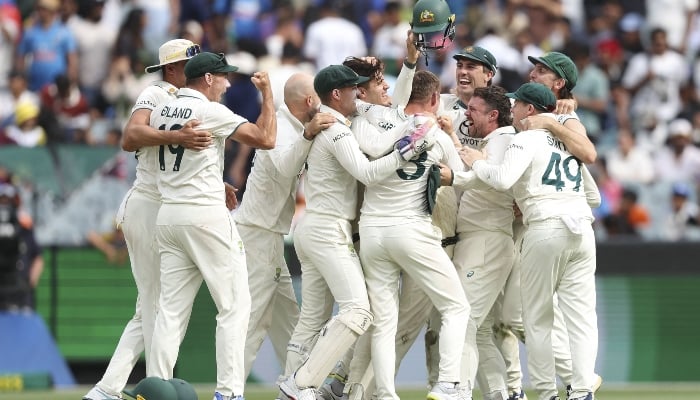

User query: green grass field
[5,384,700,400]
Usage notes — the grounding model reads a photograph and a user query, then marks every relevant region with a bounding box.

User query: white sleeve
[391,63,415,108]
[471,134,536,191]
[581,164,601,208]
[352,115,409,158]
[330,130,403,185]
[268,132,313,179]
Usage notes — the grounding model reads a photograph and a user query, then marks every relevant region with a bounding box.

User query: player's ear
[357,86,367,99]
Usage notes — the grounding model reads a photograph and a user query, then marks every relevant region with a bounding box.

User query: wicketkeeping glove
[395,114,437,161]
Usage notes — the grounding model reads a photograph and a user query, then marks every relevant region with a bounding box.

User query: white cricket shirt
[360,132,462,226]
[150,88,247,206]
[234,104,313,234]
[303,104,404,220]
[471,120,593,225]
[453,126,517,235]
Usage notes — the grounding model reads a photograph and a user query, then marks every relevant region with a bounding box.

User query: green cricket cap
[123,377,178,400]
[506,82,557,112]
[184,52,238,79]
[313,64,370,95]
[169,378,198,400]
[453,46,498,73]
[528,51,578,90]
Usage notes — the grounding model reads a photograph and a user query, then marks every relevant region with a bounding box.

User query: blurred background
[0,0,699,393]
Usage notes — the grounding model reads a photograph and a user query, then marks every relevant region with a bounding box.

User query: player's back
[150,88,246,207]
[360,132,460,226]
[511,129,593,224]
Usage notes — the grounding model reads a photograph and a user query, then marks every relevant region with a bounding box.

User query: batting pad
[295,309,373,389]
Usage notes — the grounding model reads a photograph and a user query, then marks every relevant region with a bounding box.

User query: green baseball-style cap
[124,377,178,400]
[506,82,556,112]
[453,46,498,73]
[184,52,239,79]
[169,378,198,400]
[527,51,578,90]
[313,64,370,95]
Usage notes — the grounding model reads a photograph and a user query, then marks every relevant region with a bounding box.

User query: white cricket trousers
[149,204,251,397]
[286,212,371,378]
[520,219,598,400]
[360,220,469,400]
[237,224,300,378]
[453,230,514,394]
[96,189,160,395]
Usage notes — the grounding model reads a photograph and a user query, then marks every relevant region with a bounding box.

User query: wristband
[403,58,417,69]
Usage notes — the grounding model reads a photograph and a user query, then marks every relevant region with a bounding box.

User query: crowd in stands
[0,0,698,241]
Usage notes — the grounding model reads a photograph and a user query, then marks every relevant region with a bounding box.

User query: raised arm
[230,72,277,149]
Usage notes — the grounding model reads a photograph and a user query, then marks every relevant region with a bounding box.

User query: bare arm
[233,72,277,149]
[521,115,597,163]
[121,109,212,152]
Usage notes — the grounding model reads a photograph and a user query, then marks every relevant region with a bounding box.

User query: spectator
[603,187,651,237]
[303,0,367,71]
[645,0,698,54]
[569,40,610,144]
[371,1,411,77]
[268,43,315,110]
[65,0,116,108]
[653,118,700,183]
[0,0,21,90]
[39,75,91,143]
[0,182,43,311]
[264,4,304,61]
[662,182,700,240]
[3,101,47,147]
[621,27,689,133]
[606,127,655,185]
[15,0,78,92]
[0,71,40,129]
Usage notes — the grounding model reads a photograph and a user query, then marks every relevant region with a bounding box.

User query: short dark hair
[473,86,512,127]
[342,56,384,87]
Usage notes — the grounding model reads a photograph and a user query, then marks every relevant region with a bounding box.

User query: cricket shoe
[567,394,592,400]
[213,393,244,400]
[427,382,470,400]
[317,376,347,400]
[507,390,527,400]
[83,386,123,400]
[566,374,602,400]
[280,375,318,400]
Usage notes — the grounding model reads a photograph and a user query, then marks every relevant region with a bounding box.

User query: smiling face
[454,58,493,102]
[359,74,391,106]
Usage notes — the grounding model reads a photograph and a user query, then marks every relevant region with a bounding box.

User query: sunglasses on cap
[163,44,202,63]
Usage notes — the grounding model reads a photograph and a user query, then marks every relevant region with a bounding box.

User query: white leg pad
[296,309,373,389]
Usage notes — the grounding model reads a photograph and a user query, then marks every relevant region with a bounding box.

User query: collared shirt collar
[320,104,352,127]
[176,87,208,101]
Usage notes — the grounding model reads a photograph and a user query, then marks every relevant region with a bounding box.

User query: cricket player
[359,70,469,400]
[83,39,213,400]
[519,51,603,398]
[437,85,517,400]
[234,73,336,379]
[461,82,598,400]
[279,64,433,400]
[316,51,421,400]
[147,51,277,400]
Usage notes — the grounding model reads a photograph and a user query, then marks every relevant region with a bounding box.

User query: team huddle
[81,1,602,400]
